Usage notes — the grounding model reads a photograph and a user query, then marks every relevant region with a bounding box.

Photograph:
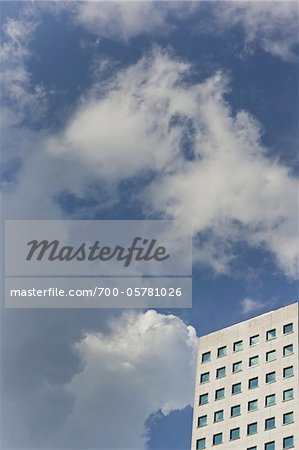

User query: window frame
[283,388,294,402]
[264,442,275,450]
[283,323,293,335]
[283,412,294,425]
[248,399,258,412]
[217,346,227,358]
[230,427,240,441]
[283,436,294,449]
[232,361,242,373]
[199,393,209,405]
[215,387,225,401]
[201,351,211,363]
[214,409,224,423]
[265,393,276,407]
[283,344,294,357]
[233,340,243,352]
[283,366,293,378]
[266,349,276,362]
[248,376,259,389]
[216,366,226,379]
[213,433,223,446]
[247,422,258,435]
[198,415,207,428]
[200,372,210,384]
[265,371,276,384]
[196,438,206,450]
[231,404,241,417]
[265,417,275,430]
[249,334,259,346]
[232,382,242,395]
[266,329,276,341]
[249,355,259,367]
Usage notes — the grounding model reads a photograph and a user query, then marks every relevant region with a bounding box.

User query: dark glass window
[217,346,227,358]
[265,417,275,430]
[247,422,257,435]
[201,352,211,363]
[265,372,276,384]
[283,323,293,334]
[200,372,209,383]
[230,428,240,440]
[249,377,259,389]
[232,382,241,394]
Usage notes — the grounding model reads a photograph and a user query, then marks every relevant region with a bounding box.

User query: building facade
[191,303,298,450]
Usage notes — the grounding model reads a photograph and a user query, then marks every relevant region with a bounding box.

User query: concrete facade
[191,303,298,450]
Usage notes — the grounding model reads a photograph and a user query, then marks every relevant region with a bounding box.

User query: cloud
[51,310,197,448]
[210,1,299,62]
[240,297,266,315]
[1,308,116,448]
[0,16,47,125]
[5,2,298,65]
[70,1,197,41]
[3,46,298,278]
[52,46,298,277]
[63,1,299,62]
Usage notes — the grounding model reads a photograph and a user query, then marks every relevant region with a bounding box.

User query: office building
[191,302,298,450]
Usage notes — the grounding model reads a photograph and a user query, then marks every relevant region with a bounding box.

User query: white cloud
[0,17,47,125]
[52,310,197,448]
[3,47,298,278]
[64,2,299,62]
[211,1,299,62]
[71,1,197,41]
[240,297,266,315]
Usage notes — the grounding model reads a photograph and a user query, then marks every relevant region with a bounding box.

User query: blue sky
[0,2,298,449]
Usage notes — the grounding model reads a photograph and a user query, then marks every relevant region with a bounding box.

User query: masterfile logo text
[5,220,192,308]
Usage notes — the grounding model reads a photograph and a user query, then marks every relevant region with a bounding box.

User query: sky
[0,1,298,449]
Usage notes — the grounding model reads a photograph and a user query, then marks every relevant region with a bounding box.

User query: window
[198,415,207,427]
[213,433,223,446]
[230,428,240,440]
[266,329,276,341]
[232,361,242,373]
[283,323,293,334]
[215,388,225,400]
[283,389,294,402]
[266,350,276,362]
[265,394,276,407]
[217,346,227,358]
[214,410,224,422]
[247,422,257,435]
[233,340,243,352]
[250,335,259,346]
[249,355,259,367]
[200,372,210,383]
[248,399,258,411]
[199,393,208,405]
[216,367,226,378]
[266,371,276,383]
[283,412,294,425]
[202,351,211,363]
[196,438,206,450]
[283,366,293,378]
[248,447,257,450]
[265,417,275,430]
[249,377,259,389]
[231,405,241,417]
[265,442,275,450]
[283,344,294,357]
[283,436,294,449]
[232,382,241,394]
